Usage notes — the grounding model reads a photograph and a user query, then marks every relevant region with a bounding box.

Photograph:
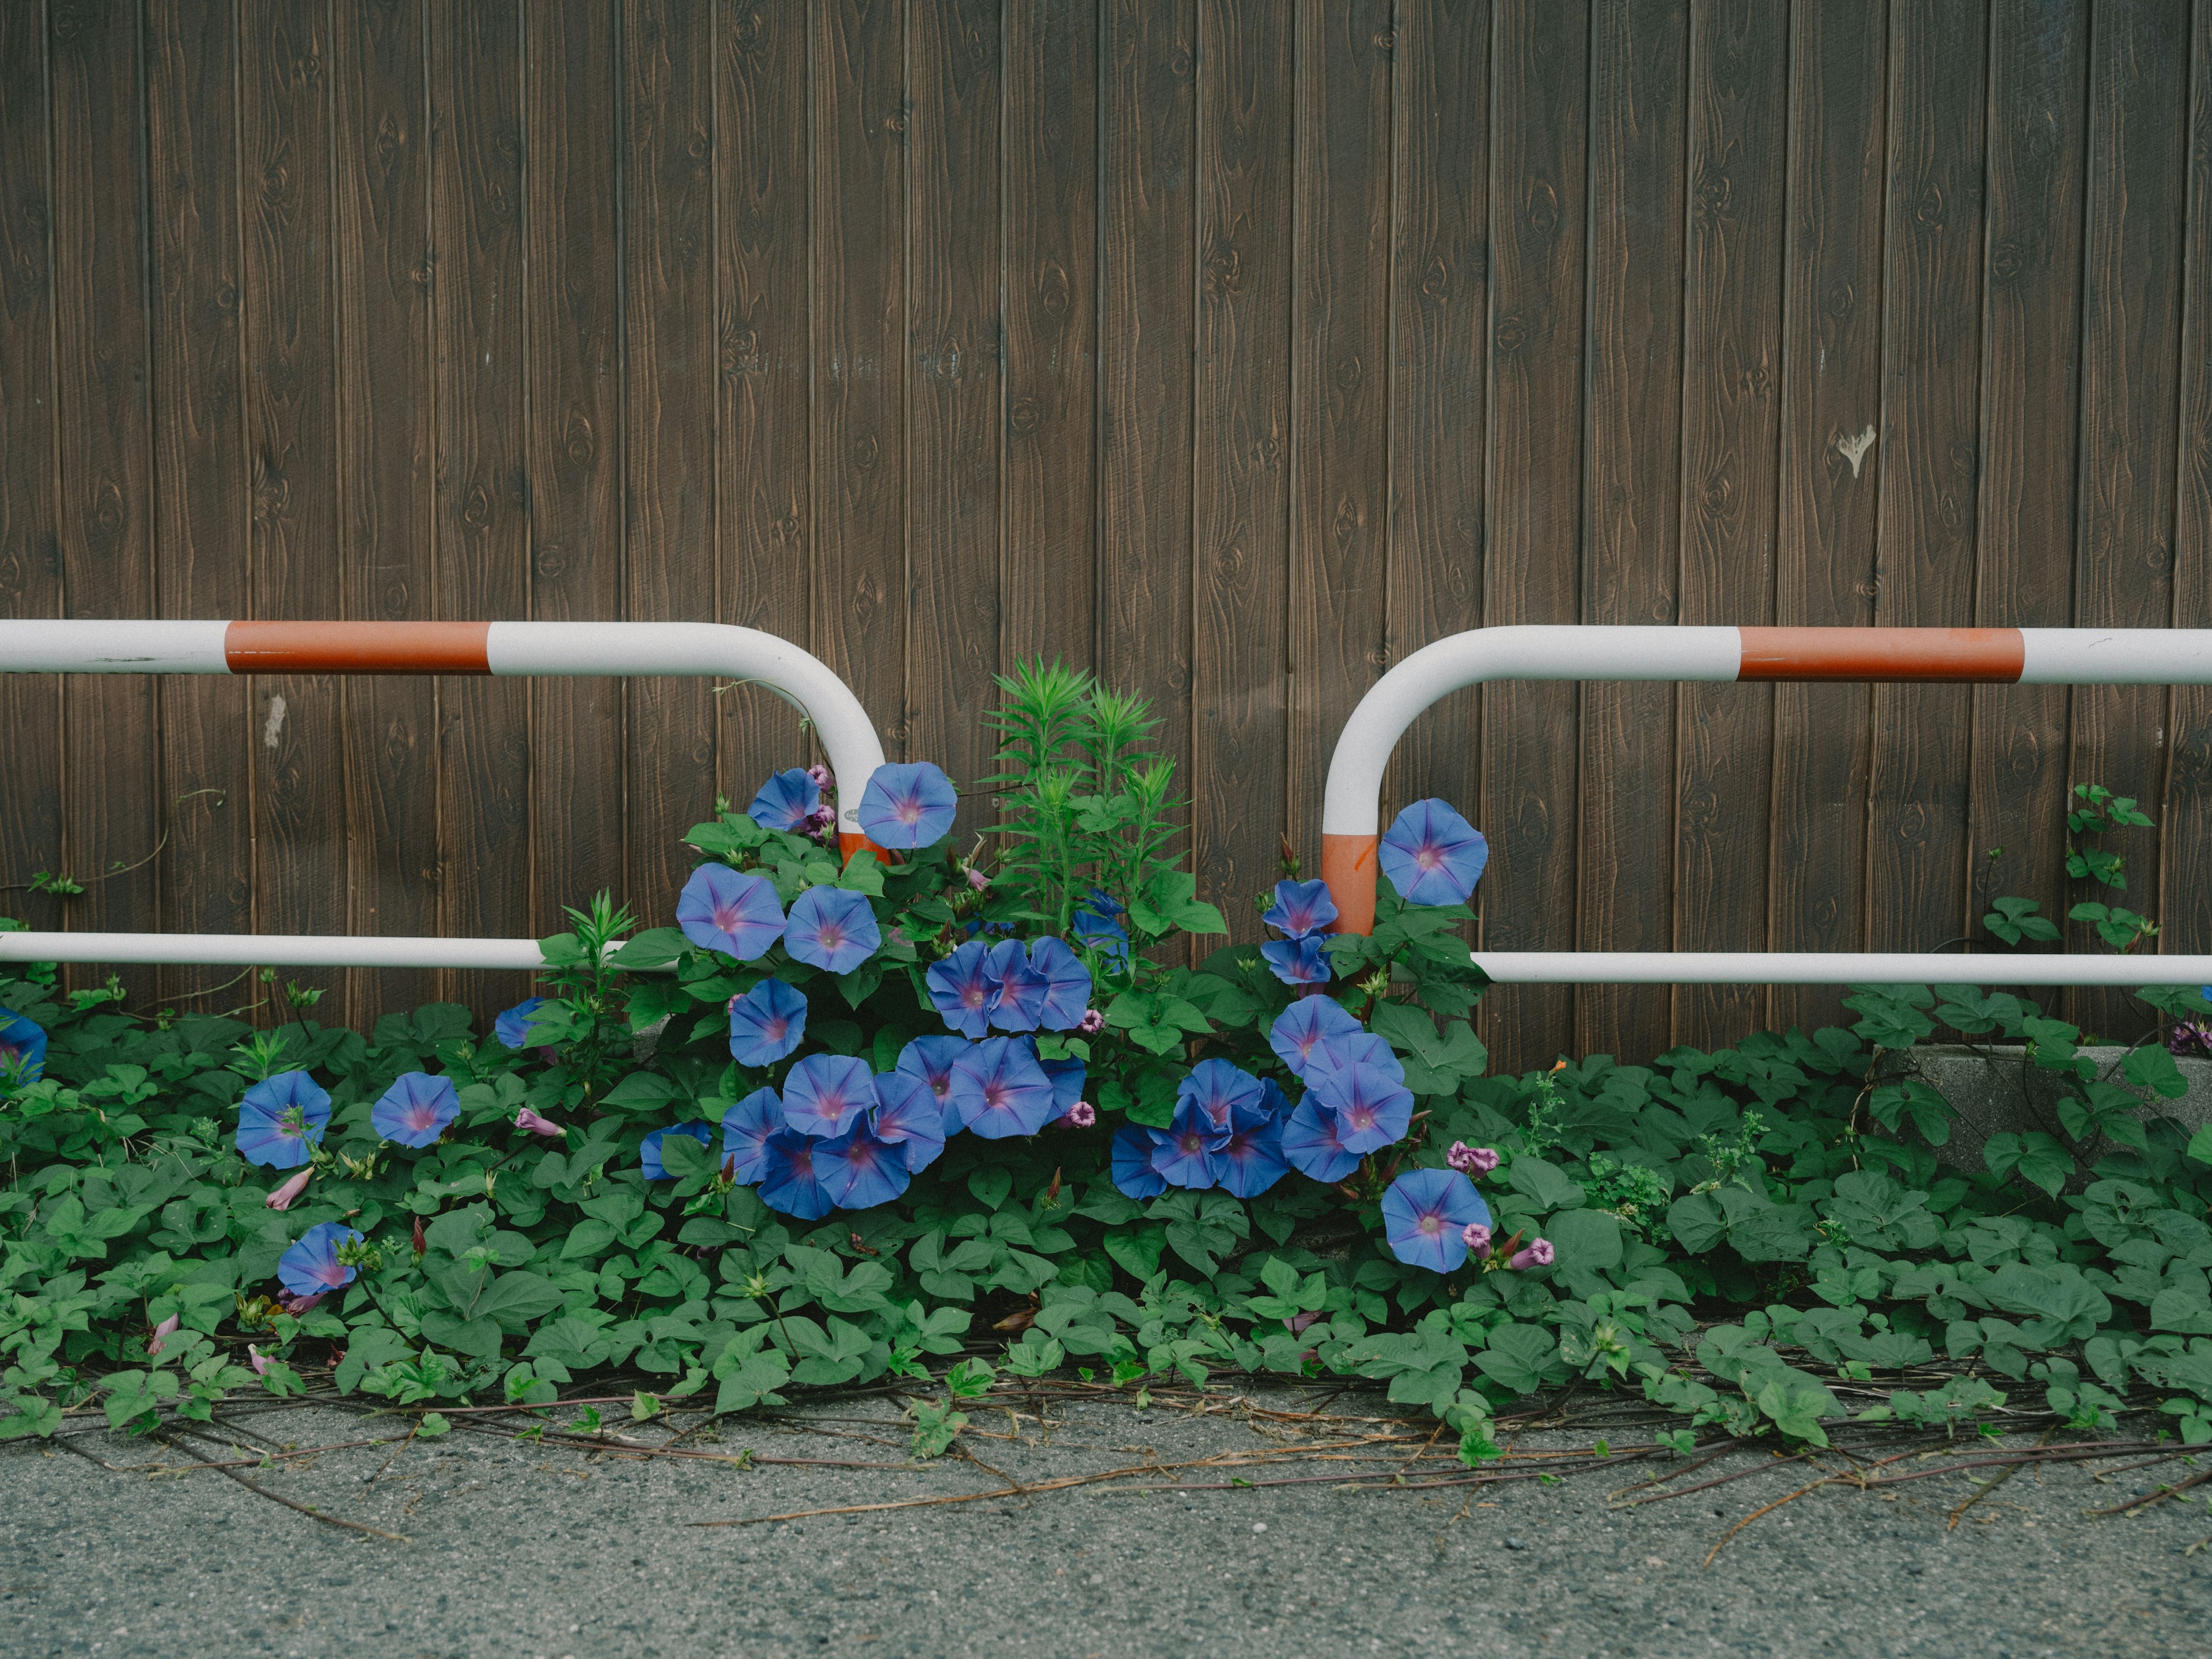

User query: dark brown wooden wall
[2,0,2209,1071]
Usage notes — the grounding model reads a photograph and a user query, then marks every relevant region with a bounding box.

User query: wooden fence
[1,0,2207,1073]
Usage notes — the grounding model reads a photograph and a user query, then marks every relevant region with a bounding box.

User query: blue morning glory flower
[494,997,552,1050]
[1281,1094,1361,1183]
[728,978,808,1068]
[721,1088,783,1183]
[1260,935,1334,987]
[276,1221,363,1299]
[869,1070,948,1173]
[857,761,959,849]
[0,1008,48,1085]
[982,939,1049,1032]
[781,1054,877,1138]
[783,885,882,975]
[1213,1113,1290,1198]
[1176,1059,1264,1135]
[1111,1123,1169,1199]
[1152,1105,1228,1190]
[946,1036,1057,1139]
[1305,1031,1406,1086]
[236,1071,332,1169]
[1026,937,1094,1031]
[370,1072,458,1149]
[1072,889,1131,974]
[748,767,821,833]
[641,1119,715,1180]
[926,941,997,1039]
[1382,1168,1493,1273]
[815,1124,911,1210]
[1253,1077,1293,1120]
[1268,997,1363,1080]
[758,1128,837,1219]
[1378,798,1488,907]
[895,1034,969,1112]
[1309,1062,1414,1154]
[1040,1056,1087,1116]
[1263,878,1339,940]
[677,865,787,961]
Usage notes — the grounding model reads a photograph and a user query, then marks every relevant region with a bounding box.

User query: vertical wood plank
[1289,0,1393,895]
[1971,0,2087,1006]
[1673,0,1788,1051]
[0,1,62,930]
[1867,0,1987,964]
[147,0,253,1011]
[49,0,159,999]
[1003,0,1099,672]
[335,0,438,1020]
[1575,0,1687,1063]
[1482,0,1588,1071]
[1097,0,1197,887]
[2168,1,2212,972]
[2067,0,2188,1037]
[526,0,624,929]
[1769,0,1887,1039]
[907,0,1001,813]
[813,0,908,779]
[1191,0,1293,935]
[431,0,531,1011]
[241,0,347,1021]
[717,1,815,801]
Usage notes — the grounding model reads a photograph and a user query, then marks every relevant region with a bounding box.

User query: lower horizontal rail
[0,933,559,971]
[1472,952,2212,986]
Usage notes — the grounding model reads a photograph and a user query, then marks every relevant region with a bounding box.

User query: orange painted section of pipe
[1737,626,2024,683]
[224,620,493,675]
[839,831,895,865]
[1321,832,1382,936]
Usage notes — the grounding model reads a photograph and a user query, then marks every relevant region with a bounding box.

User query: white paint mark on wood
[1837,425,1876,478]
[263,694,287,751]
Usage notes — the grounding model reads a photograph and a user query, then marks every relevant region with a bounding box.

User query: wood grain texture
[1289,0,1392,890]
[1191,0,1293,938]
[1769,0,1887,1038]
[1673,0,1787,1050]
[525,0,625,929]
[1482,0,1588,1072]
[2166,2,2212,970]
[1003,0,1099,672]
[431,0,531,1009]
[1971,0,2086,1009]
[49,0,159,999]
[0,0,62,933]
[1575,0,1687,1063]
[2066,0,2188,1037]
[334,0,439,1019]
[906,0,1001,824]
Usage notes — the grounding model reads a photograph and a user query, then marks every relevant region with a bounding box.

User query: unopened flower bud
[147,1313,180,1355]
[515,1107,566,1138]
[1445,1142,1500,1175]
[965,866,990,892]
[1075,1007,1105,1037]
[264,1168,313,1211]
[1461,1222,1492,1258]
[806,763,835,792]
[247,1344,271,1377]
[1066,1102,1097,1127]
[1508,1238,1555,1271]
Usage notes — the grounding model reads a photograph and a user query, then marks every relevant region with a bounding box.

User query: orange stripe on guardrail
[223,620,493,675]
[1736,626,2024,683]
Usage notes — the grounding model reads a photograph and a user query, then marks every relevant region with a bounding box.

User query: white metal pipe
[1472,952,2212,986]
[0,932,561,970]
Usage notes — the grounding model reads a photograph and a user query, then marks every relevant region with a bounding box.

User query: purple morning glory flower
[1176,1059,1264,1134]
[676,865,787,961]
[1152,1106,1228,1190]
[857,761,959,849]
[815,1124,912,1210]
[1040,1056,1087,1116]
[1263,878,1339,939]
[946,1036,1057,1139]
[721,1087,783,1183]
[494,997,552,1050]
[1305,1031,1407,1086]
[1260,935,1334,987]
[370,1072,458,1149]
[276,1221,362,1299]
[641,1119,715,1180]
[1281,1094,1361,1184]
[236,1071,332,1170]
[1213,1113,1290,1198]
[982,939,1049,1032]
[728,978,809,1068]
[1111,1123,1169,1199]
[1268,997,1363,1080]
[1073,889,1131,974]
[758,1128,837,1219]
[1026,937,1094,1031]
[748,767,821,833]
[895,1035,969,1112]
[781,1054,877,1138]
[1309,1063,1414,1154]
[926,941,997,1039]
[783,885,882,975]
[0,1008,48,1085]
[1378,798,1488,907]
[1381,1168,1493,1273]
[869,1070,947,1172]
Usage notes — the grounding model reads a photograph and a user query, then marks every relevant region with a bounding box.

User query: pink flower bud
[1075,1008,1105,1036]
[806,763,835,792]
[1066,1101,1097,1127]
[515,1107,566,1138]
[1461,1222,1492,1258]
[264,1168,313,1211]
[1508,1238,1555,1271]
[279,1291,326,1316]
[1445,1142,1500,1175]
[247,1344,271,1377]
[147,1313,180,1355]
[1286,1309,1323,1336]
[965,866,990,892]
